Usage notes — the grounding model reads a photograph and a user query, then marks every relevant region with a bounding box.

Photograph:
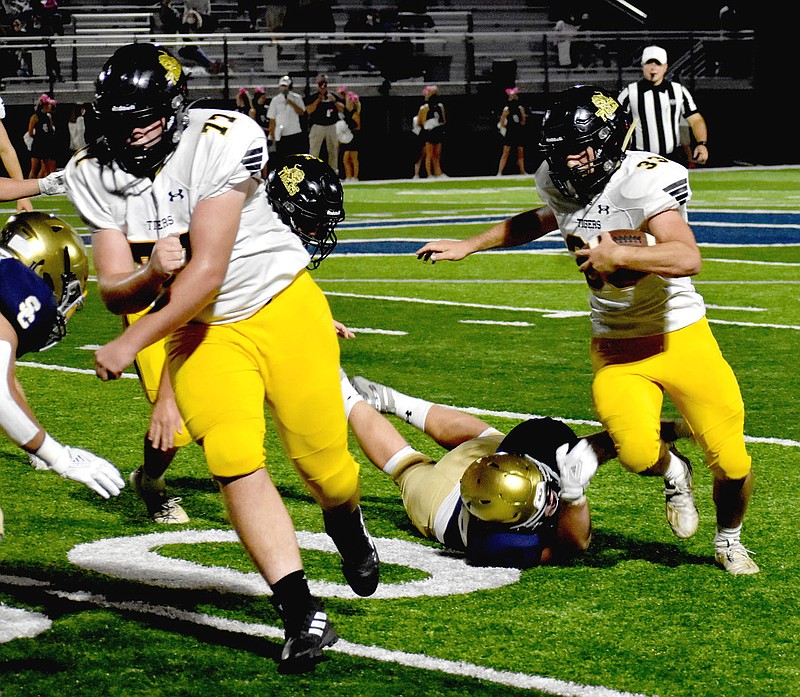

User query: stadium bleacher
[0,1,755,105]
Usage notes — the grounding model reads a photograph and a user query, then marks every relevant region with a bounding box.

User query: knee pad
[702,417,752,480]
[202,420,265,478]
[614,430,663,473]
[294,434,361,509]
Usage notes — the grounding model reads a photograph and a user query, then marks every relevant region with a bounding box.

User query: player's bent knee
[297,450,361,509]
[202,422,265,478]
[615,438,661,474]
[708,445,752,481]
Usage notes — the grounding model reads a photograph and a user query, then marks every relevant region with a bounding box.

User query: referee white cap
[641,45,668,65]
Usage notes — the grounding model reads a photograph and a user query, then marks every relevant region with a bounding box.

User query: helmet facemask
[0,212,89,349]
[266,155,344,269]
[540,86,632,204]
[91,44,188,177]
[460,452,561,528]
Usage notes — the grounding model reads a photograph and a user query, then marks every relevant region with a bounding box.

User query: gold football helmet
[460,452,560,528]
[1,212,89,324]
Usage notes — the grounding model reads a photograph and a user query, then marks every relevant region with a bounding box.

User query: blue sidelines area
[333,211,800,255]
[78,211,800,254]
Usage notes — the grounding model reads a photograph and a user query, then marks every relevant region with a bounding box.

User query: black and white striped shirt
[618,79,700,157]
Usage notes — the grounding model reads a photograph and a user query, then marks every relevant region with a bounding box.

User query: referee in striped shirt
[618,45,709,167]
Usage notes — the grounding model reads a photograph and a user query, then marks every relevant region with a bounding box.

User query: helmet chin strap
[621,117,638,152]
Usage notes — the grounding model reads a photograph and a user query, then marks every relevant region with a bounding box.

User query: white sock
[340,369,364,420]
[391,391,434,432]
[383,445,417,476]
[663,451,687,482]
[715,524,742,548]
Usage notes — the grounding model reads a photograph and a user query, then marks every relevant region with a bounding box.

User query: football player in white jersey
[64,43,379,672]
[416,85,758,576]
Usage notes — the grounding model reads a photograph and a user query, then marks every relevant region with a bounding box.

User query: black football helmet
[460,452,560,529]
[0,212,89,346]
[266,154,344,269]
[90,43,188,177]
[539,85,632,204]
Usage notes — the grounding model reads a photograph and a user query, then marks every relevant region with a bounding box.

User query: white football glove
[556,439,599,503]
[38,170,65,196]
[49,447,125,499]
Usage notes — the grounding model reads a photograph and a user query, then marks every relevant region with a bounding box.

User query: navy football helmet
[90,43,188,177]
[266,154,344,269]
[539,85,632,203]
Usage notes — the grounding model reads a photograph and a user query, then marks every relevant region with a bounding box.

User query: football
[585,229,656,288]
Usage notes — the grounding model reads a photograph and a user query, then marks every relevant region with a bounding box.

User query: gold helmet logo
[591,91,618,122]
[278,164,305,196]
[158,51,183,85]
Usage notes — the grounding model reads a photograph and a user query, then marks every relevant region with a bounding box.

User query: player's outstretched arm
[416,206,556,263]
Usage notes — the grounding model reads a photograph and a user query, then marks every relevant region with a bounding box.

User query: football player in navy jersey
[339,372,697,567]
[0,211,125,542]
[416,85,757,575]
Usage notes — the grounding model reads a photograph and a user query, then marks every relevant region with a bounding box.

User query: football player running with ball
[64,43,379,673]
[416,85,758,575]
[0,212,125,543]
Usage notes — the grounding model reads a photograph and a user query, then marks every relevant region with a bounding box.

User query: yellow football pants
[165,270,360,509]
[591,317,751,480]
[124,310,192,448]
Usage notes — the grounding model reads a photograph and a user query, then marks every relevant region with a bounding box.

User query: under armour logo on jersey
[597,204,610,215]
[242,146,264,174]
[16,295,41,329]
[168,189,185,201]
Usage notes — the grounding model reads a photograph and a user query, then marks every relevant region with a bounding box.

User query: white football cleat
[664,448,699,539]
[715,540,759,575]
[350,376,396,414]
[130,467,189,524]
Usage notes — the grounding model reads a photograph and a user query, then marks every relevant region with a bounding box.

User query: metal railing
[0,28,756,104]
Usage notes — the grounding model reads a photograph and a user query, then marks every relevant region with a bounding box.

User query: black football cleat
[273,597,338,674]
[323,505,380,597]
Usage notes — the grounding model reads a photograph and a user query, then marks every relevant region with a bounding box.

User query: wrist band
[696,141,708,146]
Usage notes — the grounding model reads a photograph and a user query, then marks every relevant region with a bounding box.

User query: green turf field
[1,168,799,697]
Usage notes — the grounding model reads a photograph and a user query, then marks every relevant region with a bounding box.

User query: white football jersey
[535,150,706,338]
[65,108,310,325]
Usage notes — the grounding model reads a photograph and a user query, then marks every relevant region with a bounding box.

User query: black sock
[271,570,313,628]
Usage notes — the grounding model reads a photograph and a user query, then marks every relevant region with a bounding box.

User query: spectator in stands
[618,45,709,168]
[235,87,253,116]
[177,9,222,74]
[9,16,33,77]
[27,93,58,178]
[251,87,270,142]
[182,0,217,33]
[151,0,181,34]
[33,0,62,35]
[553,14,578,68]
[263,2,287,32]
[237,0,260,30]
[496,87,527,176]
[267,75,307,157]
[417,84,446,178]
[28,11,61,80]
[306,74,343,170]
[68,103,87,156]
[0,95,34,212]
[340,90,361,182]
